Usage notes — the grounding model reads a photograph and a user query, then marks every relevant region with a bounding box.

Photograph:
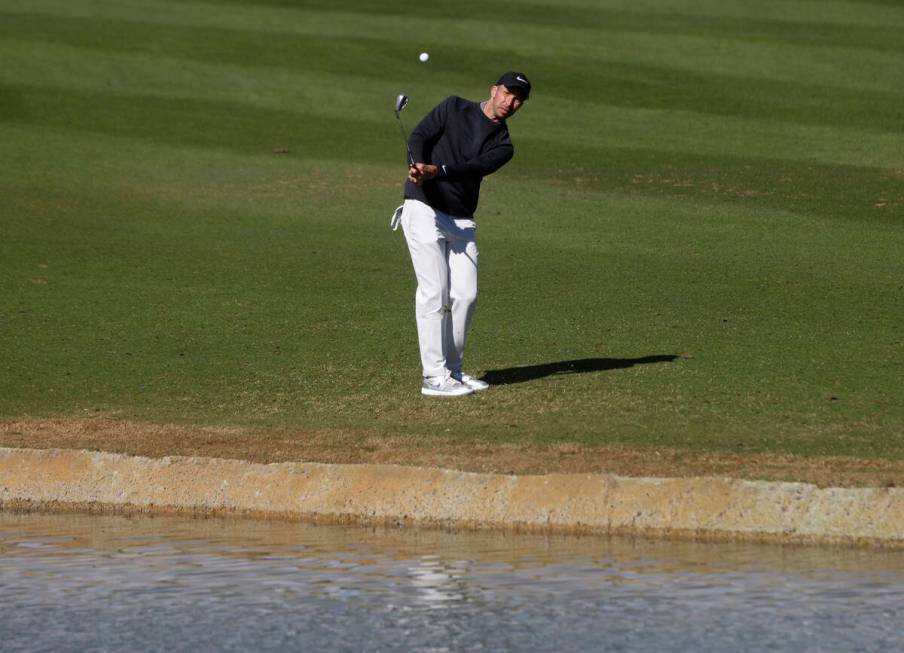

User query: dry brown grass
[2,416,903,488]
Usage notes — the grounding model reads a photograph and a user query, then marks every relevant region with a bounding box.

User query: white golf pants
[401,199,478,378]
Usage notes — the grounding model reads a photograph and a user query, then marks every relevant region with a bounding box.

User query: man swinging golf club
[396,71,531,396]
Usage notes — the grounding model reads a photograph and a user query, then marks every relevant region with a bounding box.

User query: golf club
[394,94,416,167]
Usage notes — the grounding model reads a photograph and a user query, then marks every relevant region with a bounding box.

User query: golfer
[400,71,531,396]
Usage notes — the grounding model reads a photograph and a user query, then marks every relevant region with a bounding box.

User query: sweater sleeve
[407,97,450,163]
[439,142,514,179]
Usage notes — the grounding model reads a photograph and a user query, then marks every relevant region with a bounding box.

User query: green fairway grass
[2,0,902,463]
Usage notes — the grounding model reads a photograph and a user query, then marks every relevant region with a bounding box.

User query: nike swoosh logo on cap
[516,76,527,83]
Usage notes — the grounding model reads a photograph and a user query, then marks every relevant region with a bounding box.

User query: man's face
[487,84,527,121]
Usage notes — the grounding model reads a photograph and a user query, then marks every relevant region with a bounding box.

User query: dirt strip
[2,447,903,548]
[3,417,904,488]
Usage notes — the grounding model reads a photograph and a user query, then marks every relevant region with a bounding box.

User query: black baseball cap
[496,71,531,98]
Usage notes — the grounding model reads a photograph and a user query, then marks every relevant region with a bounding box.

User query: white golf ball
[419,52,430,63]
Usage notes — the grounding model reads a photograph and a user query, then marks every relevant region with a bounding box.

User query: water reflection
[409,555,471,605]
[2,512,903,652]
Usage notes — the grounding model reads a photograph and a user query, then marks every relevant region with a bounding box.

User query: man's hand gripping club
[408,163,439,187]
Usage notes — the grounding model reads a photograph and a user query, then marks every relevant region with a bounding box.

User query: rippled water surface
[2,511,903,652]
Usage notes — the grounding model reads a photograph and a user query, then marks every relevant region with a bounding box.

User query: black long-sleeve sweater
[404,96,514,218]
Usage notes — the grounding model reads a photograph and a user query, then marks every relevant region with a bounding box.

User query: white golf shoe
[421,374,474,397]
[451,370,489,391]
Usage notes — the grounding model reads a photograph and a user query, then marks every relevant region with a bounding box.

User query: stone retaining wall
[2,447,902,547]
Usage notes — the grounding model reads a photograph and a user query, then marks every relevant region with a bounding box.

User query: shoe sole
[421,387,474,397]
[464,383,489,391]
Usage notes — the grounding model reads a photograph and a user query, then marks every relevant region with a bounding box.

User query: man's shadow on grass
[481,355,682,386]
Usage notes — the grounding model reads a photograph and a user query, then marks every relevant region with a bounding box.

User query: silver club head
[395,94,409,115]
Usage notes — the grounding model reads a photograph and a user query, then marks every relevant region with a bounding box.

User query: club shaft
[395,113,415,167]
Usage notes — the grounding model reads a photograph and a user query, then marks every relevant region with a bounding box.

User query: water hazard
[2,511,903,651]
